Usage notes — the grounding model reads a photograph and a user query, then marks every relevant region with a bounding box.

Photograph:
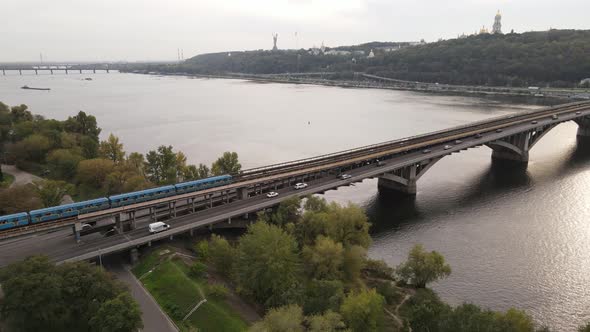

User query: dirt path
[1,164,73,204]
[1,164,42,188]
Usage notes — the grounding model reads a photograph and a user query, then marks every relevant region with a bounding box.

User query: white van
[149,222,170,234]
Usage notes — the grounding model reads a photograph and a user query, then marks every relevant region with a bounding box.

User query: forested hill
[131,29,590,87]
[373,29,590,87]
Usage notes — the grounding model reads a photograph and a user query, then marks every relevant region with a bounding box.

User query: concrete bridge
[0,101,589,266]
[0,62,120,75]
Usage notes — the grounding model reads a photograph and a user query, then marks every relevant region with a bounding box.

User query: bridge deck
[0,101,589,265]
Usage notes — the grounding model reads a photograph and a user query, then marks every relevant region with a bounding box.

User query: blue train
[0,174,233,231]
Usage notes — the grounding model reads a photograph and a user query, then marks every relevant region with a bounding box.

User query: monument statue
[272,33,278,51]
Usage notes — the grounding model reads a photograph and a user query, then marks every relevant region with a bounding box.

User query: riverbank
[123,69,590,101]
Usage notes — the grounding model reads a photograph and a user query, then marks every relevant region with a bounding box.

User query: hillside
[128,29,590,88]
[371,29,590,87]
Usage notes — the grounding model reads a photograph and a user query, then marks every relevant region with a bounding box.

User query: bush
[189,262,207,279]
[364,259,395,280]
[375,281,403,305]
[194,240,209,261]
[207,283,229,300]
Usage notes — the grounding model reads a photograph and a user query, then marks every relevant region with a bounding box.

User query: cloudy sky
[2,0,588,62]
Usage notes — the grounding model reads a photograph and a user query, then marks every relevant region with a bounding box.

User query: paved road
[107,260,178,332]
[1,164,42,188]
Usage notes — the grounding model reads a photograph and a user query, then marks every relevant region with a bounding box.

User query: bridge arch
[378,116,590,195]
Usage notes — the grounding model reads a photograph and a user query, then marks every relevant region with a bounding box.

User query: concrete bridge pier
[18,69,22,75]
[237,187,248,200]
[576,117,590,137]
[130,248,139,265]
[488,125,557,164]
[72,222,82,243]
[378,158,441,195]
[50,69,53,74]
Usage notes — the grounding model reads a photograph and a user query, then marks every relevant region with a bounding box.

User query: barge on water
[21,85,50,91]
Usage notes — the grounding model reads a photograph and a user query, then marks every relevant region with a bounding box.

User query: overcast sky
[2,0,588,62]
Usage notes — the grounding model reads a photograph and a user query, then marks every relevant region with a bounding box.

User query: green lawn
[0,174,15,188]
[132,248,248,332]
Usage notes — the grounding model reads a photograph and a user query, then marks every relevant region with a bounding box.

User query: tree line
[0,102,241,214]
[126,29,590,88]
[0,256,142,332]
[190,197,589,331]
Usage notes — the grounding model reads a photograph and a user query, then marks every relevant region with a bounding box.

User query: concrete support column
[130,248,139,264]
[73,222,82,243]
[129,211,136,230]
[189,228,194,237]
[50,69,53,74]
[488,132,531,164]
[19,69,22,75]
[237,187,248,200]
[378,165,417,195]
[115,214,123,233]
[576,117,590,137]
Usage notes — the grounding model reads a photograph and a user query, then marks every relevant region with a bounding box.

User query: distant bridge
[0,62,121,75]
[1,101,590,266]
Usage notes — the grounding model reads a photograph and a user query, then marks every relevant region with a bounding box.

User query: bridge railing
[240,100,590,176]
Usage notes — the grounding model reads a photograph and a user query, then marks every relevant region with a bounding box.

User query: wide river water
[2,73,589,330]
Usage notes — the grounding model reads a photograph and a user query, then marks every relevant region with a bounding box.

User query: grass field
[132,248,249,332]
[0,174,14,188]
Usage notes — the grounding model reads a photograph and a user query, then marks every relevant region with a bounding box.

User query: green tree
[145,145,179,184]
[33,180,74,207]
[234,222,302,308]
[99,133,125,163]
[325,203,371,248]
[249,304,304,332]
[302,236,344,280]
[342,245,367,285]
[22,134,51,162]
[306,311,346,332]
[0,185,42,214]
[579,322,590,332]
[211,151,241,175]
[64,111,101,141]
[340,289,385,332]
[80,135,99,159]
[401,288,452,332]
[10,104,33,122]
[127,152,145,176]
[46,149,84,179]
[0,256,142,332]
[397,244,452,288]
[182,163,210,180]
[89,293,143,332]
[209,234,235,277]
[303,279,345,315]
[77,158,115,188]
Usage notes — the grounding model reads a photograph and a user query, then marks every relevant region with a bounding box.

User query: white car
[266,191,279,198]
[294,183,308,190]
[149,222,170,234]
[338,174,352,180]
[444,145,452,150]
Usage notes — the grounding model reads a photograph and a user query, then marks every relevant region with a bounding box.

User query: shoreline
[122,70,590,102]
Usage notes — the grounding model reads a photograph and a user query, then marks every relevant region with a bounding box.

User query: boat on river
[21,85,51,91]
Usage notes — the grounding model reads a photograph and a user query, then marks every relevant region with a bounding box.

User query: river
[1,72,588,330]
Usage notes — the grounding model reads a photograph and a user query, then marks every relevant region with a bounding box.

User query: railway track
[236,100,590,182]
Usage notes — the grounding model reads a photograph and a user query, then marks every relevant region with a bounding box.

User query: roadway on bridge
[0,111,569,267]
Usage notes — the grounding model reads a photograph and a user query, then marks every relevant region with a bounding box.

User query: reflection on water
[2,73,589,330]
[355,132,590,331]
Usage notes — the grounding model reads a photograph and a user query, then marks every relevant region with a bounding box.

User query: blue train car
[29,198,110,224]
[0,212,30,230]
[175,175,232,194]
[109,185,176,207]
